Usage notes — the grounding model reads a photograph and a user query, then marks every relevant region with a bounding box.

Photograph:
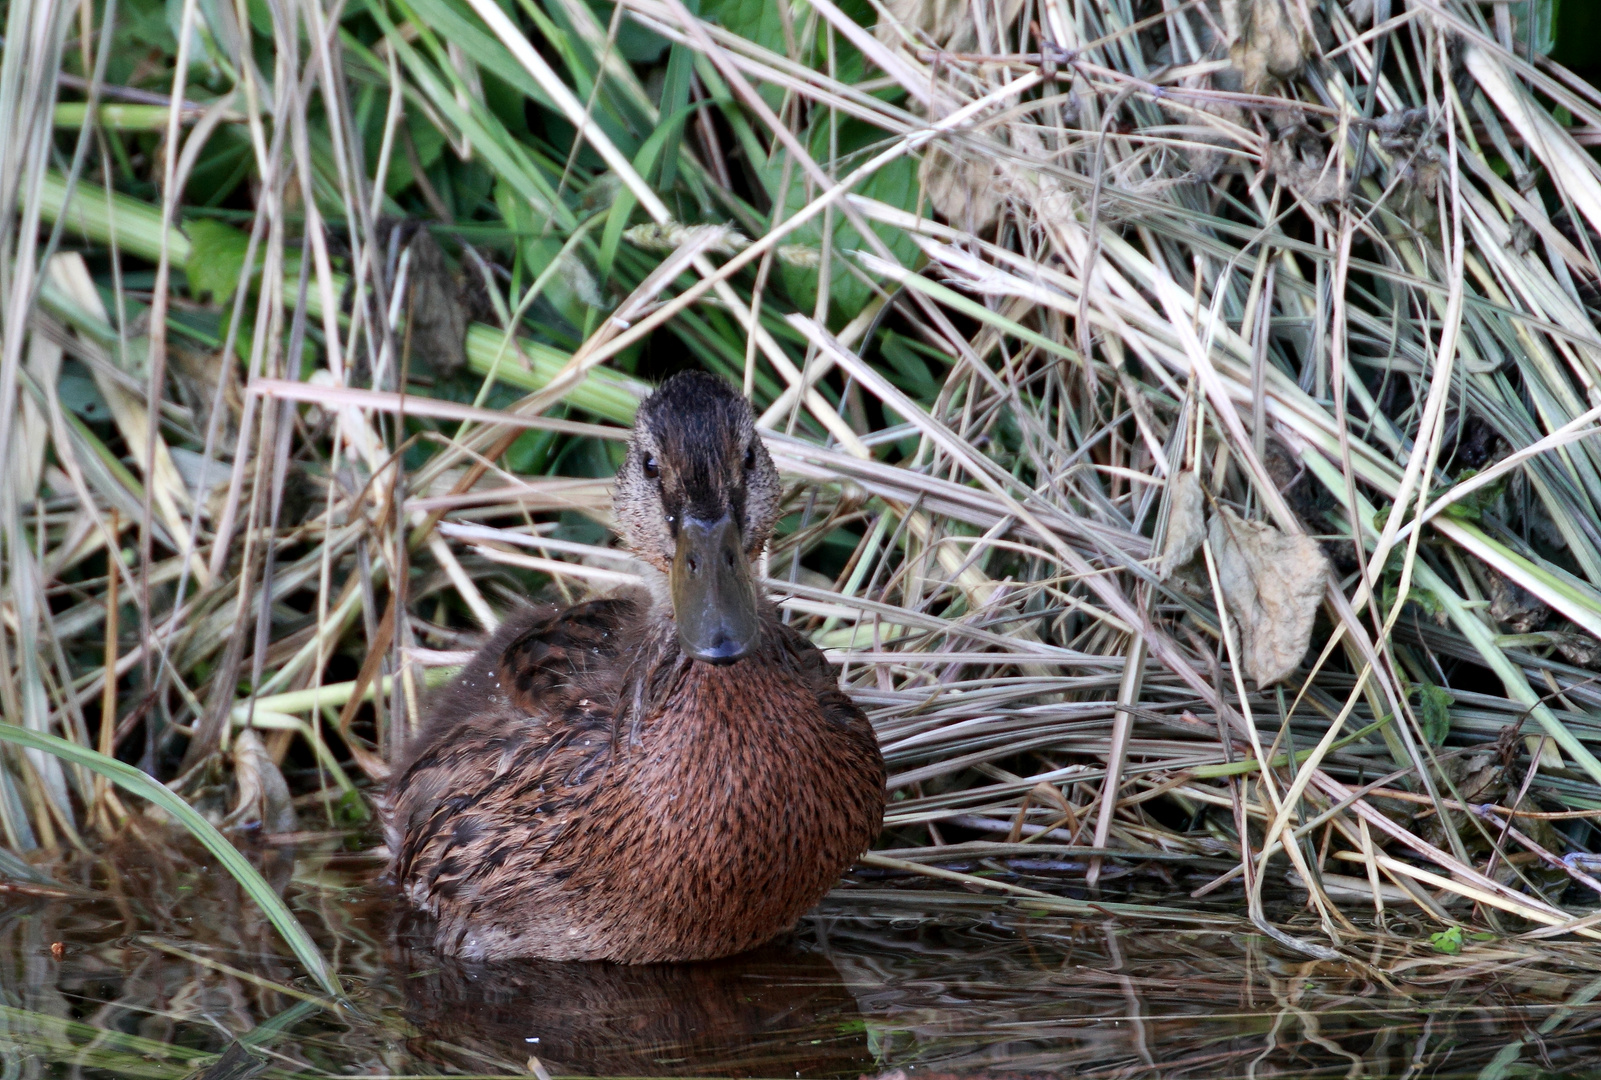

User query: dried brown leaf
[919,145,1008,233]
[1224,0,1314,94]
[226,729,297,834]
[1490,574,1550,634]
[1556,628,1601,669]
[1269,127,1349,206]
[1209,506,1329,686]
[1160,470,1206,578]
[876,0,1024,52]
[403,227,470,380]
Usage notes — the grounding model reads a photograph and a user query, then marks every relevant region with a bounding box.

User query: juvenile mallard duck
[387,371,885,963]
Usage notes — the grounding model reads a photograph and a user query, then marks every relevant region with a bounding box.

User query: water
[3,835,1601,1078]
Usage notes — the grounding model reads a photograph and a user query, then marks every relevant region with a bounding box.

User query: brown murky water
[3,835,1601,1078]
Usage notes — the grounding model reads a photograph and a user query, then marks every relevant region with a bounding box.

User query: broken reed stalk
[2,0,1601,977]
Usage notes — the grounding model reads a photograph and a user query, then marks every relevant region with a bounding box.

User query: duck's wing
[409,593,642,742]
[772,619,882,753]
[386,593,645,913]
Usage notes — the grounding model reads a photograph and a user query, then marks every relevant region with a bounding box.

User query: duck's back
[386,593,885,963]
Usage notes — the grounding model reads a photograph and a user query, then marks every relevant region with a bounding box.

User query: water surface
[2,835,1599,1078]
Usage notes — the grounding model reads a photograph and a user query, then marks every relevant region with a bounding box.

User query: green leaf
[167,0,213,67]
[880,331,940,401]
[58,370,111,423]
[184,219,254,302]
[1429,926,1465,954]
[1511,0,1560,56]
[656,43,695,190]
[701,0,785,54]
[1437,469,1507,522]
[391,0,557,113]
[0,722,342,1000]
[375,111,447,197]
[118,0,175,56]
[777,150,919,321]
[595,189,637,297]
[596,103,701,287]
[1414,681,1455,746]
[1411,586,1447,622]
[506,425,559,474]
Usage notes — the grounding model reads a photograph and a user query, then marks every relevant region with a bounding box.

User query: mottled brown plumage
[386,372,885,963]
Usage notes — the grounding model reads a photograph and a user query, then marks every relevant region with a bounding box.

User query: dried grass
[3,0,1601,986]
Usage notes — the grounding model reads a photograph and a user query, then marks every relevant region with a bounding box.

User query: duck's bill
[670,514,760,664]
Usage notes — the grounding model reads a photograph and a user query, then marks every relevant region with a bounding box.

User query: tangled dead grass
[2,0,1601,985]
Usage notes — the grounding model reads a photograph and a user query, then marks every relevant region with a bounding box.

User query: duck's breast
[568,654,884,961]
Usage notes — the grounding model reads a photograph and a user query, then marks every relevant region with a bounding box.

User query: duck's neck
[630,632,798,757]
[613,590,782,739]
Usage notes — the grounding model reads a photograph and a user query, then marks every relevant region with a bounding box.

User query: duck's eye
[743,444,756,471]
[643,455,659,480]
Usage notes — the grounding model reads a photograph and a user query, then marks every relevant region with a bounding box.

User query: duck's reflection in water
[400,939,874,1078]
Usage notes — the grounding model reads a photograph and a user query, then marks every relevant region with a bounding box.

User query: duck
[386,371,886,963]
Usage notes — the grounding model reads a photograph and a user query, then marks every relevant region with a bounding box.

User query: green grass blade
[0,723,342,999]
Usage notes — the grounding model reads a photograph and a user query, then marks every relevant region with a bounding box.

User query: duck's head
[613,372,781,665]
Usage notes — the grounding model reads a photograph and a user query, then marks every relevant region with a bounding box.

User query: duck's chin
[679,638,757,666]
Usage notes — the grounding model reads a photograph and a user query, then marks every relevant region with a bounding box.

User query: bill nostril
[723,550,736,568]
